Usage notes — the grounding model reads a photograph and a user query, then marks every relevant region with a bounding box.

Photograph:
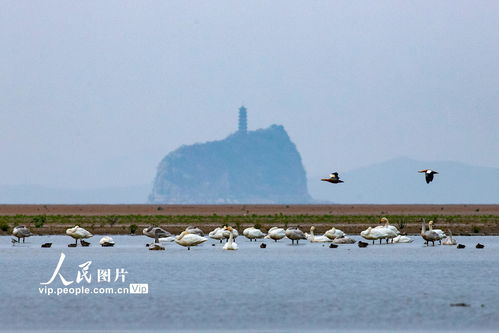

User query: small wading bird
[419,169,438,184]
[321,172,344,184]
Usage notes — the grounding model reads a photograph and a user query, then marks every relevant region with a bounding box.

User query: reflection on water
[1,235,498,332]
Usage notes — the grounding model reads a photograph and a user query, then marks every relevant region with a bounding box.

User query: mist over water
[2,235,499,331]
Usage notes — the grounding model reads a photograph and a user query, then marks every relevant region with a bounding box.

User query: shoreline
[1,208,497,236]
[1,204,497,235]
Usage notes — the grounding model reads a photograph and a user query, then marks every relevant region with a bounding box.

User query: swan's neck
[227,231,233,245]
[310,228,315,237]
[428,224,433,231]
[421,222,426,234]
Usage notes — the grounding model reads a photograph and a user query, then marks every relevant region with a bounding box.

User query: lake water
[1,234,498,332]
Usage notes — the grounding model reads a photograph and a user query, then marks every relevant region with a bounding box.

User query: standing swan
[360,227,386,244]
[66,226,93,246]
[12,225,32,243]
[376,217,400,236]
[209,227,225,243]
[420,221,439,246]
[428,221,446,244]
[264,227,286,242]
[243,227,266,242]
[223,227,238,250]
[285,227,306,245]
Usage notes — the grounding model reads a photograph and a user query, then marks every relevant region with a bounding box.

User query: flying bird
[321,172,344,184]
[418,169,438,184]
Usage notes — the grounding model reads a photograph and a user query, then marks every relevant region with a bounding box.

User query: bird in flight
[418,169,438,184]
[321,172,344,184]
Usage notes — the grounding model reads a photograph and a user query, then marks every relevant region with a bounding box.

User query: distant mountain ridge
[1,159,496,205]
[149,124,312,204]
[308,157,499,204]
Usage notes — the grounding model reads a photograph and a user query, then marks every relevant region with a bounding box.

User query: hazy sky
[1,1,498,189]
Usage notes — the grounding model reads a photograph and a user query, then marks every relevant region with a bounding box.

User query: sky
[1,1,498,189]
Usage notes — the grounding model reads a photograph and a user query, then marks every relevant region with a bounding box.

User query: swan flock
[11,218,467,250]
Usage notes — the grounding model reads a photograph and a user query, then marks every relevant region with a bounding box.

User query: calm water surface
[1,234,498,332]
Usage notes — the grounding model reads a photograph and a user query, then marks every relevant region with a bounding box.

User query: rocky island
[149,106,312,203]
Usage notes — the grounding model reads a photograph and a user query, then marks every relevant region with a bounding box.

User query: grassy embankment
[1,214,498,236]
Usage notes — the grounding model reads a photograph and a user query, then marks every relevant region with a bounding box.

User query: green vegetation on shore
[0,214,498,235]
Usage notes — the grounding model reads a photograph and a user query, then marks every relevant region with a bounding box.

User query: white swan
[428,221,446,243]
[223,227,238,240]
[243,227,265,242]
[324,227,345,240]
[378,226,398,243]
[360,227,386,244]
[375,217,400,236]
[175,231,207,250]
[209,227,225,243]
[285,227,306,245]
[264,227,286,242]
[223,227,238,250]
[158,236,176,242]
[99,236,115,247]
[210,227,238,243]
[12,225,32,243]
[306,226,332,243]
[66,226,93,246]
[392,235,413,243]
[184,226,204,236]
[442,230,457,245]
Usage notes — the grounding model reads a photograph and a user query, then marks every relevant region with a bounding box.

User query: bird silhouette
[321,172,344,184]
